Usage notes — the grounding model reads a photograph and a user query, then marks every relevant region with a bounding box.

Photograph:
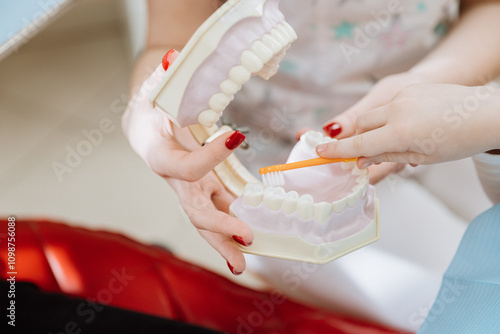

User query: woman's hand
[320,72,429,183]
[316,84,500,168]
[123,50,252,275]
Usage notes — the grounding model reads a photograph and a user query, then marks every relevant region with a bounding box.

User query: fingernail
[225,131,246,150]
[227,261,242,276]
[316,144,327,155]
[323,122,342,138]
[162,49,176,71]
[232,235,252,247]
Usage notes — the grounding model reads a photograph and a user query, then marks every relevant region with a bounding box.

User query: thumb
[152,130,246,182]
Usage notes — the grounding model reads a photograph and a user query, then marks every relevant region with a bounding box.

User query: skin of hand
[315,0,500,183]
[123,50,252,275]
[322,72,425,183]
[316,84,500,168]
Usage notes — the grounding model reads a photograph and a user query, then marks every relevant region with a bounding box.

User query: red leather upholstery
[1,219,408,333]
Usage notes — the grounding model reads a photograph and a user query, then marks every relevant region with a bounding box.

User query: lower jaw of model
[230,131,376,245]
[150,0,297,128]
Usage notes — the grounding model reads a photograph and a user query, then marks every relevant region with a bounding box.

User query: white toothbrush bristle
[262,171,285,187]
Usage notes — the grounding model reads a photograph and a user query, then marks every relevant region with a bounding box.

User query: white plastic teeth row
[242,179,369,223]
[197,21,297,128]
[301,131,338,149]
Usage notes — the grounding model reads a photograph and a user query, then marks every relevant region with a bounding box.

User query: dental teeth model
[150,0,297,128]
[230,131,379,264]
[147,0,378,263]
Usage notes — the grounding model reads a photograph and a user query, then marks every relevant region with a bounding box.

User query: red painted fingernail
[227,261,242,276]
[323,122,342,138]
[225,131,246,150]
[232,235,252,247]
[162,49,176,71]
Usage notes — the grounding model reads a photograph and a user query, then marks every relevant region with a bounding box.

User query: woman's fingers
[358,151,427,168]
[322,90,383,139]
[366,162,406,184]
[169,175,254,244]
[316,126,399,159]
[151,130,246,181]
[322,114,356,140]
[190,206,254,244]
[355,107,389,135]
[198,229,247,274]
[211,186,237,214]
[137,48,179,98]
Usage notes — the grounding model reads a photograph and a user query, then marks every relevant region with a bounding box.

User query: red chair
[1,219,408,333]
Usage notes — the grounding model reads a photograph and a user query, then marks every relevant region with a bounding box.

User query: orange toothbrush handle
[259,157,357,175]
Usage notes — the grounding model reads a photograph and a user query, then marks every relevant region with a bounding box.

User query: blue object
[0,0,70,58]
[418,203,500,333]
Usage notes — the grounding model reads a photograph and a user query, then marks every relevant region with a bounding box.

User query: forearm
[130,0,219,94]
[410,1,500,85]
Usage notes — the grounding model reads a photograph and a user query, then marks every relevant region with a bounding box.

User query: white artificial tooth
[314,202,333,224]
[282,191,299,214]
[341,161,356,170]
[229,65,251,85]
[220,79,241,96]
[271,28,288,47]
[332,197,347,213]
[282,21,298,41]
[303,131,323,149]
[198,110,219,127]
[251,40,274,63]
[245,182,264,192]
[361,183,368,197]
[352,166,363,175]
[297,194,314,220]
[277,23,294,43]
[347,191,360,208]
[209,93,231,113]
[263,187,286,211]
[261,34,282,54]
[240,50,264,73]
[356,175,366,183]
[243,183,264,207]
[320,137,337,145]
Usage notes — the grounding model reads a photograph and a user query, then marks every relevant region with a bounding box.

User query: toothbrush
[259,157,358,187]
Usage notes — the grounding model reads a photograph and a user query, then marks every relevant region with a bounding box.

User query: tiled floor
[0,0,265,289]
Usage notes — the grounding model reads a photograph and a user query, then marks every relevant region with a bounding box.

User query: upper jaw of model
[230,131,376,244]
[150,0,297,128]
